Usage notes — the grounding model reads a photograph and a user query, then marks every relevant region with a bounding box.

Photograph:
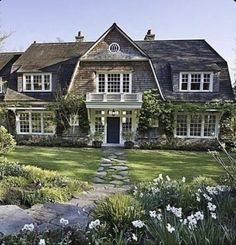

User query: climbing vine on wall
[49,92,90,136]
[138,89,236,141]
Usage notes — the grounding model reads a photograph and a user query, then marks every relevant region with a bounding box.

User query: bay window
[23,73,52,92]
[175,113,218,138]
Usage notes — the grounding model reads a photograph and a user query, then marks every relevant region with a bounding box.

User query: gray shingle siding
[0,29,233,103]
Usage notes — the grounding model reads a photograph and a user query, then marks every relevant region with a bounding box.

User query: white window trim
[23,73,52,92]
[17,111,55,135]
[0,77,2,93]
[96,72,132,93]
[174,113,220,139]
[179,72,213,92]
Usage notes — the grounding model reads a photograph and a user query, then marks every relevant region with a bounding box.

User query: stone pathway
[0,148,130,237]
[92,147,130,186]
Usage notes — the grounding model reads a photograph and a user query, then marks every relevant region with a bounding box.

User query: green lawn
[125,149,225,183]
[4,146,102,182]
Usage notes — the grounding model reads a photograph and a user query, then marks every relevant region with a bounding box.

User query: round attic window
[109,43,120,53]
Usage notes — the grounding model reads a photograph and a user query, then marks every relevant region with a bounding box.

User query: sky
[0,0,235,80]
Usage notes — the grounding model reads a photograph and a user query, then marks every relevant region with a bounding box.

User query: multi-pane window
[95,117,105,133]
[98,74,105,93]
[180,72,213,92]
[122,111,132,132]
[95,110,105,133]
[123,74,130,92]
[18,112,54,134]
[204,115,216,137]
[190,115,202,136]
[97,73,131,93]
[23,74,52,92]
[176,115,187,136]
[107,74,120,93]
[19,113,30,133]
[175,113,218,138]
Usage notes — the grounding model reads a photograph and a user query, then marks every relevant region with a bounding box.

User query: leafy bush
[0,161,29,179]
[0,176,29,187]
[92,193,143,230]
[0,126,16,156]
[0,160,90,206]
[189,176,217,189]
[22,165,58,183]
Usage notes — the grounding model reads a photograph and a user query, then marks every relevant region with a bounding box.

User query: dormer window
[180,72,213,92]
[23,73,52,92]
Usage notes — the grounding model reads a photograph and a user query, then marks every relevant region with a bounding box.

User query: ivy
[138,89,236,141]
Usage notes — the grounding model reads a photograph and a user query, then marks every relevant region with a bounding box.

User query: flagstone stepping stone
[110,180,125,185]
[100,163,112,167]
[110,158,125,164]
[111,174,126,180]
[124,179,130,183]
[110,165,128,171]
[101,158,112,163]
[97,166,104,172]
[119,171,129,176]
[96,171,107,177]
[93,177,105,184]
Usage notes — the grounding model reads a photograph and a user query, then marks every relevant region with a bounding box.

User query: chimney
[75,31,84,42]
[144,29,155,41]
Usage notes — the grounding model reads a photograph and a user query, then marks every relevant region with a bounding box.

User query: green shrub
[190,176,217,189]
[92,193,142,230]
[0,126,16,155]
[38,187,70,203]
[22,165,59,183]
[1,187,23,205]
[0,161,28,179]
[1,176,29,187]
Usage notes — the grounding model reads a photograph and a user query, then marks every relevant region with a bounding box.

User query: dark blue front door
[107,117,120,144]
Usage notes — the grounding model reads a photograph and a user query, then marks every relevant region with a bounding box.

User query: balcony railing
[86,93,143,102]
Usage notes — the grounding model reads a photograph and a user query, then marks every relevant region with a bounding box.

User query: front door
[107,117,120,144]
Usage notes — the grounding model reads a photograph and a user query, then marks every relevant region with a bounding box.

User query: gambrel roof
[0,24,234,102]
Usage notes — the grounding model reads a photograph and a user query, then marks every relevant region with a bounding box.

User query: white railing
[86,93,143,102]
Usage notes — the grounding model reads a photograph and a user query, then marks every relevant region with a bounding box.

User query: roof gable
[81,23,149,61]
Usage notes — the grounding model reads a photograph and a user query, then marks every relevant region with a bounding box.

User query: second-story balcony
[85,93,143,109]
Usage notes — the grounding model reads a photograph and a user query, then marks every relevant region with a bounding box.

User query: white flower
[197,188,202,193]
[207,202,216,212]
[22,223,35,232]
[132,220,145,228]
[211,212,217,219]
[132,233,138,241]
[128,206,135,211]
[187,214,197,230]
[166,223,175,233]
[151,187,160,194]
[149,210,157,218]
[89,219,101,229]
[196,193,201,202]
[139,193,144,198]
[157,213,162,221]
[206,186,218,195]
[183,219,188,225]
[203,193,212,201]
[39,239,46,245]
[194,211,204,221]
[166,204,171,211]
[60,218,69,226]
[182,177,186,183]
[166,175,171,181]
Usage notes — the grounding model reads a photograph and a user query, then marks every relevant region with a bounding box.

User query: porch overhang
[85,92,143,109]
[85,101,142,109]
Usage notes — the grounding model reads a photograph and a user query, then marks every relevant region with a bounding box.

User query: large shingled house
[0,23,234,147]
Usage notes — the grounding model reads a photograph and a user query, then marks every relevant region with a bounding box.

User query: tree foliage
[49,92,89,136]
[0,126,16,155]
